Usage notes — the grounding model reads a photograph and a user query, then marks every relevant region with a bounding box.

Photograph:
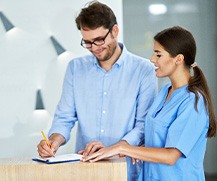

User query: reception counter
[0,156,127,181]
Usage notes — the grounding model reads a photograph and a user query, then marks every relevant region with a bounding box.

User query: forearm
[120,144,181,166]
[49,133,66,147]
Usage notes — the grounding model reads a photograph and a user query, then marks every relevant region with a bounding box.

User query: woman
[82,26,216,180]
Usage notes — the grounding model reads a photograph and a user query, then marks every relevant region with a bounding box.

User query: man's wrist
[49,133,66,146]
[120,140,129,145]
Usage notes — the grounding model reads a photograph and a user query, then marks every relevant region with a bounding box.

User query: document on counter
[32,153,83,164]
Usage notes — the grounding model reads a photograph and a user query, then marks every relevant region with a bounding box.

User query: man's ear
[111,24,119,38]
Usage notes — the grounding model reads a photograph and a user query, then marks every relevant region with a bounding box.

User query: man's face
[80,26,118,62]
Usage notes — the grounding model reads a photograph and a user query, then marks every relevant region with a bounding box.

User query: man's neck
[99,45,122,72]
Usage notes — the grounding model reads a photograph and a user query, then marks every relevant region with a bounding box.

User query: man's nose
[90,43,100,51]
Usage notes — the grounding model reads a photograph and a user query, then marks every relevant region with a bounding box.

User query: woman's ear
[175,54,184,65]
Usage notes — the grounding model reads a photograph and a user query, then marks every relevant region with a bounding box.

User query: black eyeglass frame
[80,27,113,49]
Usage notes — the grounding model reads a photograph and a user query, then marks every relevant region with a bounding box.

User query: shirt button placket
[100,73,109,137]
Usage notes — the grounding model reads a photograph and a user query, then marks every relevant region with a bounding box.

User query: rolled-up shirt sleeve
[122,62,157,146]
[48,62,77,143]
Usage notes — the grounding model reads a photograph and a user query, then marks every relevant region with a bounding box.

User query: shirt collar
[114,43,127,67]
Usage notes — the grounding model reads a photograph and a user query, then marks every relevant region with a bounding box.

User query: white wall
[0,0,123,158]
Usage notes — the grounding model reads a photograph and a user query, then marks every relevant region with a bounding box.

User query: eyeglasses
[80,28,111,49]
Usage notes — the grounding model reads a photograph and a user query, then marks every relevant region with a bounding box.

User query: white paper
[33,153,82,163]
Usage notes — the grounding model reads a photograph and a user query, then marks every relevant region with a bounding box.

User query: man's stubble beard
[95,40,117,62]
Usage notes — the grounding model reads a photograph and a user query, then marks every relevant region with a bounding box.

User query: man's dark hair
[75,0,117,30]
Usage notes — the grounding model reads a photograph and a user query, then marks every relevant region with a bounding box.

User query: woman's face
[150,41,177,78]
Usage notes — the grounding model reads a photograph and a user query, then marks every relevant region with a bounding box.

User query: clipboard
[32,153,82,164]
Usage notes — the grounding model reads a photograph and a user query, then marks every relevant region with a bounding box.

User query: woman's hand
[78,141,105,156]
[82,145,119,162]
[82,140,129,162]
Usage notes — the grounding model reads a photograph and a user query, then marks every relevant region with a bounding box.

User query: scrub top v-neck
[139,82,209,181]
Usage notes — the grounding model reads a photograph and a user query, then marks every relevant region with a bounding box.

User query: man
[37,1,157,180]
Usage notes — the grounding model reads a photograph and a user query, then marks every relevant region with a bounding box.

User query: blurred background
[0,0,216,179]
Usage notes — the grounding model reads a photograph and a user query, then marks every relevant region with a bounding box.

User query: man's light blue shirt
[49,43,157,180]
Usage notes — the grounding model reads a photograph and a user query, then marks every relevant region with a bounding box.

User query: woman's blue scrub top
[139,83,209,181]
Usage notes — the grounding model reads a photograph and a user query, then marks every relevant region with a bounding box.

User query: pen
[41,131,55,157]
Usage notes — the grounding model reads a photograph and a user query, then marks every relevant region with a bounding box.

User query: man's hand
[37,133,65,157]
[78,141,105,156]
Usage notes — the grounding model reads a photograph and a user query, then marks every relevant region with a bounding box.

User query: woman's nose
[150,55,155,63]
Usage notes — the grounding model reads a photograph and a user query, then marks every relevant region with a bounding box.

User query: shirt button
[102,110,106,114]
[101,129,104,133]
[104,92,107,95]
